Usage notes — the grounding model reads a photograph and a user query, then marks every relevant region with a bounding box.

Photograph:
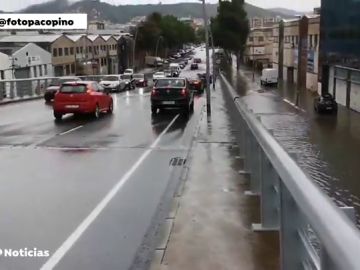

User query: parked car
[151,78,194,115]
[189,78,204,93]
[193,58,202,64]
[260,68,278,86]
[197,73,213,84]
[190,63,199,70]
[99,75,126,92]
[121,74,136,90]
[53,81,113,120]
[124,68,134,75]
[44,76,81,102]
[314,93,338,114]
[153,72,166,82]
[164,69,172,78]
[133,73,148,87]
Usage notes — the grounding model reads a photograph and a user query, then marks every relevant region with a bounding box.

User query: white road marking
[28,125,84,147]
[40,113,180,270]
[283,98,306,113]
[59,125,84,136]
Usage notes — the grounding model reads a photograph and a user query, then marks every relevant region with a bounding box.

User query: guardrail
[220,73,360,270]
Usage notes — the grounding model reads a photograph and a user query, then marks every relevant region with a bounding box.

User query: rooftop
[0,34,62,43]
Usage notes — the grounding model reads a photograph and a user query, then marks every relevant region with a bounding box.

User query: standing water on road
[224,64,360,225]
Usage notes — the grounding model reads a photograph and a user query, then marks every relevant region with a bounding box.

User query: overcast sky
[2,0,321,12]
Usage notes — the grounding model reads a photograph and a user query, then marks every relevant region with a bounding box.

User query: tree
[211,0,249,69]
[134,12,196,57]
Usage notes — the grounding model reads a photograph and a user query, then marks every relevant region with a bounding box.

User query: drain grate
[169,157,187,166]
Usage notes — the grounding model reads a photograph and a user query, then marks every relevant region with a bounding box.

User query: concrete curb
[0,95,43,106]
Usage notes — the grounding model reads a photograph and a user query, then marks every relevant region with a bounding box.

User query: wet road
[0,49,207,270]
[227,63,360,225]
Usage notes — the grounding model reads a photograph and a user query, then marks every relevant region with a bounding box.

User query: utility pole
[132,26,139,71]
[200,0,211,114]
[208,29,215,90]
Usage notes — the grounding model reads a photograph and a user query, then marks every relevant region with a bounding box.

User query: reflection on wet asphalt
[0,56,206,270]
[226,64,360,224]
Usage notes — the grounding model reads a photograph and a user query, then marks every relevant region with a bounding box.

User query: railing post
[320,206,356,270]
[253,149,280,231]
[10,81,15,99]
[0,81,5,101]
[248,136,261,195]
[239,125,251,176]
[36,79,41,96]
[280,181,305,270]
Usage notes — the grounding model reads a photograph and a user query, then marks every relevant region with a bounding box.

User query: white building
[13,43,53,78]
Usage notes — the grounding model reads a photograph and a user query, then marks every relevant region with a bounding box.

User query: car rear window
[156,79,185,88]
[60,84,87,93]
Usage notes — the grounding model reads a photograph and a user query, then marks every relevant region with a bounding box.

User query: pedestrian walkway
[150,81,279,270]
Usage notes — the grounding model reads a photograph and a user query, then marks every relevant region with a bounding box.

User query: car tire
[190,101,194,112]
[45,95,52,102]
[94,104,100,119]
[54,112,62,120]
[151,106,157,114]
[107,101,113,114]
[183,106,190,116]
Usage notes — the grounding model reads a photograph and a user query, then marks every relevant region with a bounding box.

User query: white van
[169,63,181,77]
[260,68,278,86]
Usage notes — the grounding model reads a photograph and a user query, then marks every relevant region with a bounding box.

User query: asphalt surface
[0,49,208,270]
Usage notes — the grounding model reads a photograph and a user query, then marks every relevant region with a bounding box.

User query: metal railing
[0,71,157,102]
[220,73,360,270]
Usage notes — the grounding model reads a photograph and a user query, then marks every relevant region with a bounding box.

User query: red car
[133,73,148,87]
[189,78,204,93]
[53,81,113,120]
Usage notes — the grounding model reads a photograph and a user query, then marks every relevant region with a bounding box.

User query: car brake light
[181,88,188,96]
[151,88,157,96]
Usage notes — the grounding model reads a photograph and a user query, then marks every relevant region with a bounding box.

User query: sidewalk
[150,81,279,270]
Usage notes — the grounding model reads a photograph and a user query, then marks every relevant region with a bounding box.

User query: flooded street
[224,63,360,225]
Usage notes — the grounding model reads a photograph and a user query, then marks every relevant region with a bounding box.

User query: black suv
[150,78,194,115]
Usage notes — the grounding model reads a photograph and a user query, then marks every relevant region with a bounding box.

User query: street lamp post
[155,36,163,57]
[200,0,211,114]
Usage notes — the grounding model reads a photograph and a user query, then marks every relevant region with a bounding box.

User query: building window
[104,58,107,65]
[39,65,43,76]
[80,47,83,53]
[0,70,4,80]
[53,48,57,57]
[314,34,318,48]
[71,63,75,74]
[76,47,80,54]
[70,47,74,55]
[249,37,254,42]
[88,46,92,53]
[65,48,69,56]
[58,48,63,56]
[309,35,313,48]
[43,64,48,75]
[258,36,264,42]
